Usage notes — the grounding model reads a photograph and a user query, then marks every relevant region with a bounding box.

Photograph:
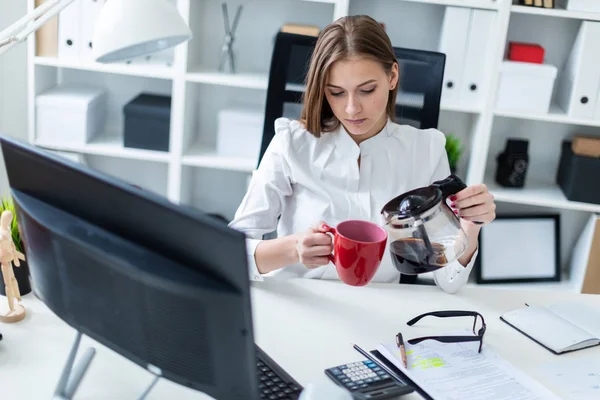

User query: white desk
[1,279,599,399]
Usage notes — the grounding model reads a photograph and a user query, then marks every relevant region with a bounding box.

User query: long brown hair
[300,15,398,137]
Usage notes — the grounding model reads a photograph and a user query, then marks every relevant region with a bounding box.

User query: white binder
[556,21,600,119]
[437,7,471,105]
[460,9,496,109]
[58,0,82,60]
[80,0,106,61]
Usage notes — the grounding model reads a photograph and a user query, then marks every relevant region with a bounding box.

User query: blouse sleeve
[427,129,478,294]
[228,118,295,281]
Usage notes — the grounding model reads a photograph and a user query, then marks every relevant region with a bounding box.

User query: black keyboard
[256,345,303,400]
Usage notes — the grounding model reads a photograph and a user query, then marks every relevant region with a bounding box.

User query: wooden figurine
[0,210,26,323]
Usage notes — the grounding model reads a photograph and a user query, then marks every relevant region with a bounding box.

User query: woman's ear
[389,62,399,90]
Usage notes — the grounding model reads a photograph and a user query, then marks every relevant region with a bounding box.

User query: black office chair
[258,32,447,285]
[258,31,446,166]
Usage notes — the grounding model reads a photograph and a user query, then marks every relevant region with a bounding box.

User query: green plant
[0,197,23,254]
[445,134,463,172]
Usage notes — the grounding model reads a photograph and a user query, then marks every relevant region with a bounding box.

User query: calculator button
[376,370,386,376]
[365,378,373,383]
[356,380,365,385]
[331,368,342,375]
[359,384,369,388]
[372,376,381,382]
[381,374,390,379]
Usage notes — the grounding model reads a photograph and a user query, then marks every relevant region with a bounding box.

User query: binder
[80,0,106,61]
[58,0,82,60]
[35,0,58,57]
[437,7,471,105]
[556,21,600,119]
[460,9,496,109]
[570,214,600,295]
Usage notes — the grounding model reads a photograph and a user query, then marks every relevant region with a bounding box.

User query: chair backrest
[258,31,446,166]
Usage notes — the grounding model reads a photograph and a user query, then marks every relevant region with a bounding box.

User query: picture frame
[474,214,561,284]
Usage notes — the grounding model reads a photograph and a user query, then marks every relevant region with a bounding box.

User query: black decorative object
[123,93,171,152]
[557,140,600,205]
[496,139,529,188]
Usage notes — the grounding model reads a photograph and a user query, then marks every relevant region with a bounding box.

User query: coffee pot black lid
[381,186,441,219]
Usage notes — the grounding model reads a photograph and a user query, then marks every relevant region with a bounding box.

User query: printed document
[377,334,560,400]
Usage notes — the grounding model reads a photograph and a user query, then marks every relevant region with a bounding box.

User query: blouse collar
[331,118,394,156]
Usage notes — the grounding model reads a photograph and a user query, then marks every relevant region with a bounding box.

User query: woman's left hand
[449,184,496,226]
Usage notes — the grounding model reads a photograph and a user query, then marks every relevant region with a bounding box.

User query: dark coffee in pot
[390,238,448,275]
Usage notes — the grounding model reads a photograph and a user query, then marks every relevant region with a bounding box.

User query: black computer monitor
[0,136,259,399]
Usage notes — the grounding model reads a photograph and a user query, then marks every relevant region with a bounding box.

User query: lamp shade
[92,0,192,63]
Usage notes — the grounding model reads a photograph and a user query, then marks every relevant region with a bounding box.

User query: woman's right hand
[296,221,334,269]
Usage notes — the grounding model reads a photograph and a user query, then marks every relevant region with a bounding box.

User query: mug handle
[321,224,337,265]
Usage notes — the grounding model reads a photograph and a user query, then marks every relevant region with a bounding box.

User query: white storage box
[36,84,106,145]
[557,0,600,13]
[495,61,557,114]
[217,108,264,159]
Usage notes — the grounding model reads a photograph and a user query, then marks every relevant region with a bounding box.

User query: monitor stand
[53,331,162,400]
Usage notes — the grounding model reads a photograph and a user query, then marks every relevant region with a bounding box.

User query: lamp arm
[0,0,76,56]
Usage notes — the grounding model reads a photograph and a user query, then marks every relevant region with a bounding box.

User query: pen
[396,332,408,369]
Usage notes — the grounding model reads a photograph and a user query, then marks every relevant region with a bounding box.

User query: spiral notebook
[500,302,600,354]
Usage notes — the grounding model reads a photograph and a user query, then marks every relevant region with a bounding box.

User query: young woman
[229,15,496,293]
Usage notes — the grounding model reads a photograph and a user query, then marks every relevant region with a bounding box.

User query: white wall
[0,0,29,196]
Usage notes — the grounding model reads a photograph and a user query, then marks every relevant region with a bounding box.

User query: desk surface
[1,279,599,399]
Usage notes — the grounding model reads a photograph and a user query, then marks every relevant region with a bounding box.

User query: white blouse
[229,117,477,294]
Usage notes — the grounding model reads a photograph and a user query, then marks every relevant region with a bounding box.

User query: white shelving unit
[26,0,600,292]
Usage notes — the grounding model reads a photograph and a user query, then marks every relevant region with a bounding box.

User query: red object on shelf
[508,42,545,64]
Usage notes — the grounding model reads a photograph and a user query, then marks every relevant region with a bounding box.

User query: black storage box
[557,140,600,205]
[123,93,171,152]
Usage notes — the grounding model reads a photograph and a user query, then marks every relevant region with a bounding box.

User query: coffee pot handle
[431,174,467,200]
[431,175,484,225]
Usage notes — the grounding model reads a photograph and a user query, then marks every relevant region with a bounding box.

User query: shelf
[486,179,600,213]
[399,0,500,10]
[34,132,171,163]
[34,57,174,80]
[494,103,600,127]
[440,102,482,114]
[511,4,600,21]
[182,141,257,172]
[186,70,268,90]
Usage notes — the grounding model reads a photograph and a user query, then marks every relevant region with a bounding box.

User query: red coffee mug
[322,220,388,287]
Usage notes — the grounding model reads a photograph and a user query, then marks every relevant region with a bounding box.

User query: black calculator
[324,359,413,399]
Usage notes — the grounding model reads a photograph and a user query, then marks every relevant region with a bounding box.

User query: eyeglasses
[403,310,487,353]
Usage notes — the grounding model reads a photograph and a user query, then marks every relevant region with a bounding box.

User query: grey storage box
[123,93,171,152]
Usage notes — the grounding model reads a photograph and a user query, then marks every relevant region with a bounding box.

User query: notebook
[500,302,600,354]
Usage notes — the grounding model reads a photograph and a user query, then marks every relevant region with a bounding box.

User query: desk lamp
[0,0,192,62]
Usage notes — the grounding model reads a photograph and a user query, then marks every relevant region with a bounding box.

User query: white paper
[377,333,560,400]
[539,357,600,400]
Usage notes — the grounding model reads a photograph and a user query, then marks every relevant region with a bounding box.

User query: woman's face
[325,57,398,141]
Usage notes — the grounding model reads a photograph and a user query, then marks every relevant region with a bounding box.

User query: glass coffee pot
[380,175,474,275]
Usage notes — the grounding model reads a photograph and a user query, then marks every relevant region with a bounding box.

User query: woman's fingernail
[454,210,459,215]
[450,195,457,201]
[451,203,456,208]
[322,224,328,230]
